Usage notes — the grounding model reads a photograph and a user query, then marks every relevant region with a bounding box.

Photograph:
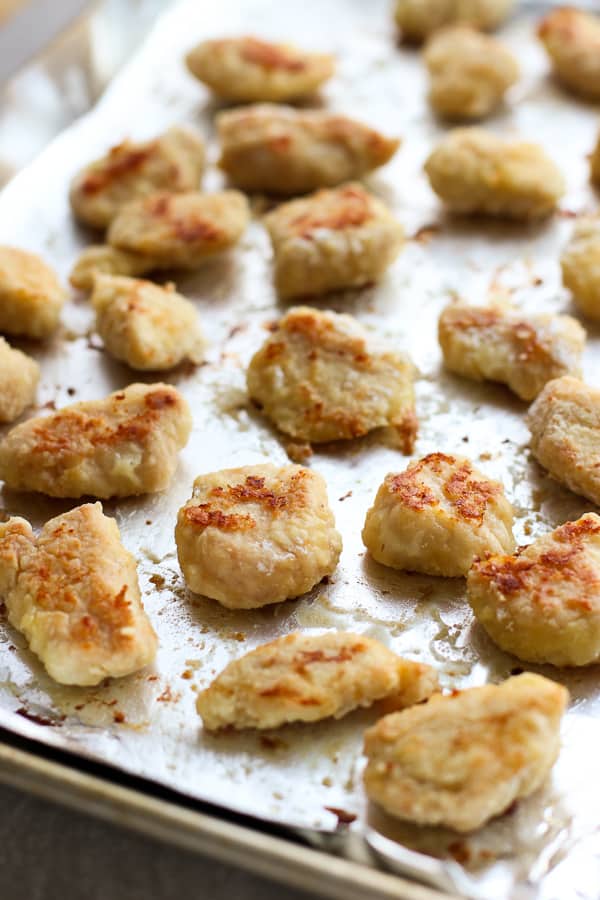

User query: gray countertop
[0,783,316,900]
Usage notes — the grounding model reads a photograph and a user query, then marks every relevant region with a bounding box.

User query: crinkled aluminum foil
[0,2,599,898]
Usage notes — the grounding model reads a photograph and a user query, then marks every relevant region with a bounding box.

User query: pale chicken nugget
[217,104,400,195]
[196,631,439,730]
[264,183,404,299]
[0,382,191,498]
[92,274,205,371]
[69,245,161,292]
[424,128,565,220]
[0,246,65,338]
[561,217,600,320]
[107,191,249,268]
[528,376,600,507]
[175,463,341,609]
[0,503,157,686]
[424,26,519,120]
[468,514,600,667]
[439,302,585,401]
[0,337,39,422]
[362,453,515,577]
[247,307,417,449]
[364,673,567,832]
[69,126,205,229]
[394,0,515,42]
[538,7,600,101]
[186,36,334,103]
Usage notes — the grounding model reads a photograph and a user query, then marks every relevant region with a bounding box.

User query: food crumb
[448,840,471,865]
[325,807,357,826]
[157,685,178,703]
[260,735,288,751]
[411,223,441,244]
[285,440,313,463]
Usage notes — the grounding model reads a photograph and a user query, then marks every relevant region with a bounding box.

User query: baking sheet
[0,1,599,897]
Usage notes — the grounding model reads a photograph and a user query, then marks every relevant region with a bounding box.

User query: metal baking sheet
[0,1,599,898]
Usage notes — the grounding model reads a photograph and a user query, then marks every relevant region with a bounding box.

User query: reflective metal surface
[0,2,599,898]
[0,0,173,183]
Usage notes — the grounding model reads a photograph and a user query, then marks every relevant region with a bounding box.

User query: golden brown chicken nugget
[197,631,439,730]
[424,26,519,120]
[364,673,567,831]
[528,376,600,507]
[438,302,585,400]
[264,183,404,299]
[70,126,205,228]
[0,246,65,338]
[176,463,341,609]
[247,306,417,448]
[362,452,515,576]
[0,503,157,685]
[186,36,334,102]
[0,337,39,422]
[538,7,600,100]
[395,0,515,42]
[107,191,249,268]
[424,128,565,220]
[0,382,192,498]
[217,104,400,195]
[468,513,600,667]
[92,274,205,370]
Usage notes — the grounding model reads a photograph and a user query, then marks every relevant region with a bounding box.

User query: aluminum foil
[0,1,599,897]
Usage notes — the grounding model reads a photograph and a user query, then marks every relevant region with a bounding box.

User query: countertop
[0,781,317,900]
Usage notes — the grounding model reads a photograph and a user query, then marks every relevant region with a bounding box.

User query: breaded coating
[0,503,157,685]
[438,302,585,401]
[217,104,400,195]
[186,36,334,103]
[394,0,515,42]
[362,453,515,577]
[424,26,519,120]
[0,337,39,422]
[69,245,160,292]
[91,274,205,371]
[0,382,191,498]
[469,514,600,667]
[528,376,600,506]
[196,631,439,730]
[247,306,417,448]
[591,132,600,186]
[69,126,205,228]
[538,7,600,101]
[561,217,600,320]
[363,673,567,832]
[175,463,342,609]
[424,128,565,220]
[264,183,404,299]
[0,246,65,339]
[107,191,249,268]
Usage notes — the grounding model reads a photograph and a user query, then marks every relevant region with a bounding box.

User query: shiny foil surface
[0,2,598,897]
